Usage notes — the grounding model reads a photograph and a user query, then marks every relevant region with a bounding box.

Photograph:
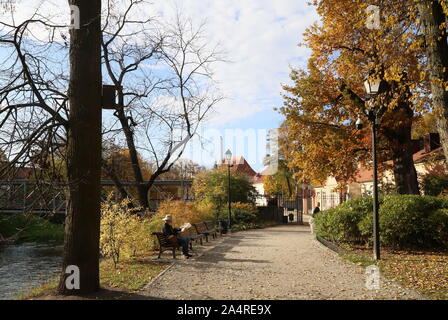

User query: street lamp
[364,76,388,96]
[357,73,388,261]
[225,149,233,230]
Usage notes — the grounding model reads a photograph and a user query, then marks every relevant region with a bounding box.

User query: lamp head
[364,73,387,96]
[225,149,232,162]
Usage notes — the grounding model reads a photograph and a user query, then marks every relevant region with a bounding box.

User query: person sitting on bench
[162,214,192,259]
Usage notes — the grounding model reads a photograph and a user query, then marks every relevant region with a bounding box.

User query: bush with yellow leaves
[100,196,148,268]
[146,199,218,250]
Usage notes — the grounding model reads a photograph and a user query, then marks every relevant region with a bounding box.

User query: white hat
[162,214,173,221]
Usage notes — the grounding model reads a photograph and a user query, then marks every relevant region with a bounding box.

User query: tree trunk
[390,132,420,195]
[102,160,132,200]
[58,0,102,295]
[418,0,448,162]
[381,101,420,195]
[115,92,149,208]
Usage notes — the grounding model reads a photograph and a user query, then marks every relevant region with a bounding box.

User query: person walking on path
[309,202,320,234]
[162,215,192,259]
[313,203,321,216]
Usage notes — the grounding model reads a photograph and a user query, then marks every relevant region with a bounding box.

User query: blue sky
[148,0,319,171]
[3,0,319,172]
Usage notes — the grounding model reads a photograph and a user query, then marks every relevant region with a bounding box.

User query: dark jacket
[162,223,181,236]
[313,207,320,216]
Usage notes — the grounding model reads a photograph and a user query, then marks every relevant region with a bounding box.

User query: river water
[0,243,63,300]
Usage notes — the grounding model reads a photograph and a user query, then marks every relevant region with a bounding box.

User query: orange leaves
[379,251,448,299]
[279,0,431,187]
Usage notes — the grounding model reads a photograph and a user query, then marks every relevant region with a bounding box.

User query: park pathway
[142,222,423,300]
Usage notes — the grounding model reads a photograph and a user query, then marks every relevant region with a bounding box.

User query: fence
[256,206,284,224]
[320,192,346,211]
[0,181,66,215]
[0,180,193,215]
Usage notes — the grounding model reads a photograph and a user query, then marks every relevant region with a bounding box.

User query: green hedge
[421,175,448,196]
[314,195,448,249]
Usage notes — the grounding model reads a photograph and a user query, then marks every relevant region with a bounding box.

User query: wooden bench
[152,232,193,259]
[182,226,205,246]
[204,221,218,239]
[193,222,217,242]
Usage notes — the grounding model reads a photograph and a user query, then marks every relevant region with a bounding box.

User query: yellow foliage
[156,200,200,224]
[100,196,148,267]
[146,199,217,250]
[193,198,218,222]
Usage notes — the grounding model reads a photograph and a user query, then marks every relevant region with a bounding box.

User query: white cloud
[148,0,319,127]
[6,0,318,128]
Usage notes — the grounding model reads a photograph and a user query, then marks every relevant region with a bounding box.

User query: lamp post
[225,149,233,230]
[356,74,387,261]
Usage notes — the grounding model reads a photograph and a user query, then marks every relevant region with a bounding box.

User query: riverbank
[17,253,171,300]
[0,214,63,299]
[0,213,64,244]
[0,243,63,299]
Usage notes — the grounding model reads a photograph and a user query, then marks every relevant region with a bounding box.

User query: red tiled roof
[354,168,374,183]
[413,146,444,164]
[0,165,34,180]
[251,173,264,184]
[221,156,257,177]
[353,147,445,183]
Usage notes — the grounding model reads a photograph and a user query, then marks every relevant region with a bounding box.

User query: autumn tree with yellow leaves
[279,0,440,194]
[417,0,448,161]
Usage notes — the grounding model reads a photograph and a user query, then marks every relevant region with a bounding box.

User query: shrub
[147,199,218,250]
[100,197,147,267]
[193,198,218,222]
[230,202,258,225]
[145,213,165,251]
[156,199,201,224]
[422,175,448,196]
[376,195,448,248]
[314,197,373,243]
[427,209,448,248]
[0,213,64,243]
[315,195,448,249]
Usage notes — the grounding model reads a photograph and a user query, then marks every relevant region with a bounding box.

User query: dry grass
[17,253,170,300]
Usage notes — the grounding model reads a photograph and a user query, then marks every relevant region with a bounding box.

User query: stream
[0,243,63,299]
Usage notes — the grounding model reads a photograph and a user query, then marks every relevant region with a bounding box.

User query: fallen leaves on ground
[345,246,448,300]
[379,251,448,300]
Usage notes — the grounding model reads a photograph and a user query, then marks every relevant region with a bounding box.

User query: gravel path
[142,222,424,300]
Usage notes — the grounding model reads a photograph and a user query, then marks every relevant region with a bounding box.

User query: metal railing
[0,180,193,215]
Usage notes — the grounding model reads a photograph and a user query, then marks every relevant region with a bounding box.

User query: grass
[336,244,448,300]
[15,278,59,300]
[17,254,170,299]
[340,251,376,268]
[100,255,169,292]
[0,213,64,243]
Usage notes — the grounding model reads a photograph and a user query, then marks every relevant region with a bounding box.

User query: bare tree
[0,1,103,294]
[101,2,224,208]
[0,8,69,177]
